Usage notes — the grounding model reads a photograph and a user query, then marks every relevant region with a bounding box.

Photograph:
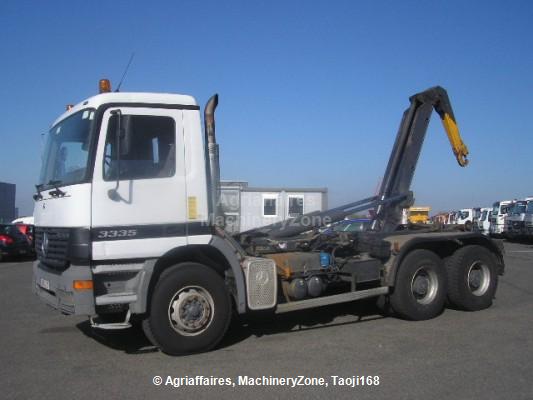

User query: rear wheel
[144,262,231,355]
[446,245,498,311]
[390,249,447,320]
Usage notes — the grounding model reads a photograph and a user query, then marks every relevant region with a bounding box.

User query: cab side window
[104,114,176,181]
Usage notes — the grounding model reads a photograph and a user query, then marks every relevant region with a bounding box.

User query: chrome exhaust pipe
[204,94,221,225]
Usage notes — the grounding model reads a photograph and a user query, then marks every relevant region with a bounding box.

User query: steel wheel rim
[410,266,439,305]
[168,286,215,336]
[467,261,491,296]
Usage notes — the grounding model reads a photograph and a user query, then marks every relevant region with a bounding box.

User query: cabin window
[104,114,175,181]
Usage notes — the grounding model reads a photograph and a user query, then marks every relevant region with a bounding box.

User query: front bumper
[32,261,95,315]
[490,224,504,235]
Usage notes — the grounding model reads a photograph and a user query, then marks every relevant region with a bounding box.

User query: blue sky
[1,1,532,216]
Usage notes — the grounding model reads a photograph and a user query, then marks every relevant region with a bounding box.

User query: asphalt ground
[1,241,532,400]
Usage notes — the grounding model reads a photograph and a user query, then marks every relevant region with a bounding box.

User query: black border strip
[99,102,200,111]
[91,222,215,241]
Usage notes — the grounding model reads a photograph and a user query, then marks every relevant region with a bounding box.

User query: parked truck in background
[504,200,527,240]
[490,200,514,237]
[446,211,458,225]
[505,198,533,240]
[456,208,481,231]
[407,206,431,224]
[477,208,492,235]
[524,199,533,239]
[31,82,504,355]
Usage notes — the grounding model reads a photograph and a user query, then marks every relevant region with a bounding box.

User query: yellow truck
[408,206,431,224]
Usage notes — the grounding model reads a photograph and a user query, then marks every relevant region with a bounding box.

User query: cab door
[91,107,187,260]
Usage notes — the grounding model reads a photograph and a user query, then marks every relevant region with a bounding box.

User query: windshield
[38,109,95,188]
[512,202,527,215]
[492,203,499,215]
[501,204,511,214]
[527,201,533,214]
[460,211,470,219]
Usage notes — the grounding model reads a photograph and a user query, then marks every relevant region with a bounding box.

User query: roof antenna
[115,52,135,92]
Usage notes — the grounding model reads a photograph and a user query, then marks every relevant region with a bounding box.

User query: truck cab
[477,207,492,235]
[407,206,431,224]
[455,208,480,231]
[524,199,533,239]
[505,198,533,240]
[490,200,514,237]
[504,200,527,240]
[33,90,213,316]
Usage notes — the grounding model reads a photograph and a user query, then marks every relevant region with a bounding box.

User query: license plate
[39,278,50,291]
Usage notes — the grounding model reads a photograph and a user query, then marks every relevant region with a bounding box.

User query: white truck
[455,208,481,231]
[490,200,514,237]
[32,81,504,355]
[505,198,533,240]
[524,199,533,239]
[477,208,492,235]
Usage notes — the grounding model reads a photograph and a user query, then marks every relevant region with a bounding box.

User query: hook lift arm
[372,86,469,232]
[423,86,469,167]
[242,86,469,239]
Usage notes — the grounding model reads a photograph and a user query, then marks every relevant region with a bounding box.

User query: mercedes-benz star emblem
[255,270,269,285]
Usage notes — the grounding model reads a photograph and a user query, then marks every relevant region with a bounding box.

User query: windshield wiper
[48,180,67,197]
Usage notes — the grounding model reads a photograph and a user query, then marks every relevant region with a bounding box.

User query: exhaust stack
[204,94,222,226]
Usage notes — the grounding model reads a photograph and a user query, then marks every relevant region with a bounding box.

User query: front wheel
[144,262,231,355]
[390,249,447,320]
[445,245,498,311]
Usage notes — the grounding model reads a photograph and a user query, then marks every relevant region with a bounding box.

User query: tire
[465,221,472,231]
[144,262,231,355]
[390,249,447,320]
[445,245,498,311]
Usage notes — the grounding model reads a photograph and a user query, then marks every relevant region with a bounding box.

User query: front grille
[35,227,70,271]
